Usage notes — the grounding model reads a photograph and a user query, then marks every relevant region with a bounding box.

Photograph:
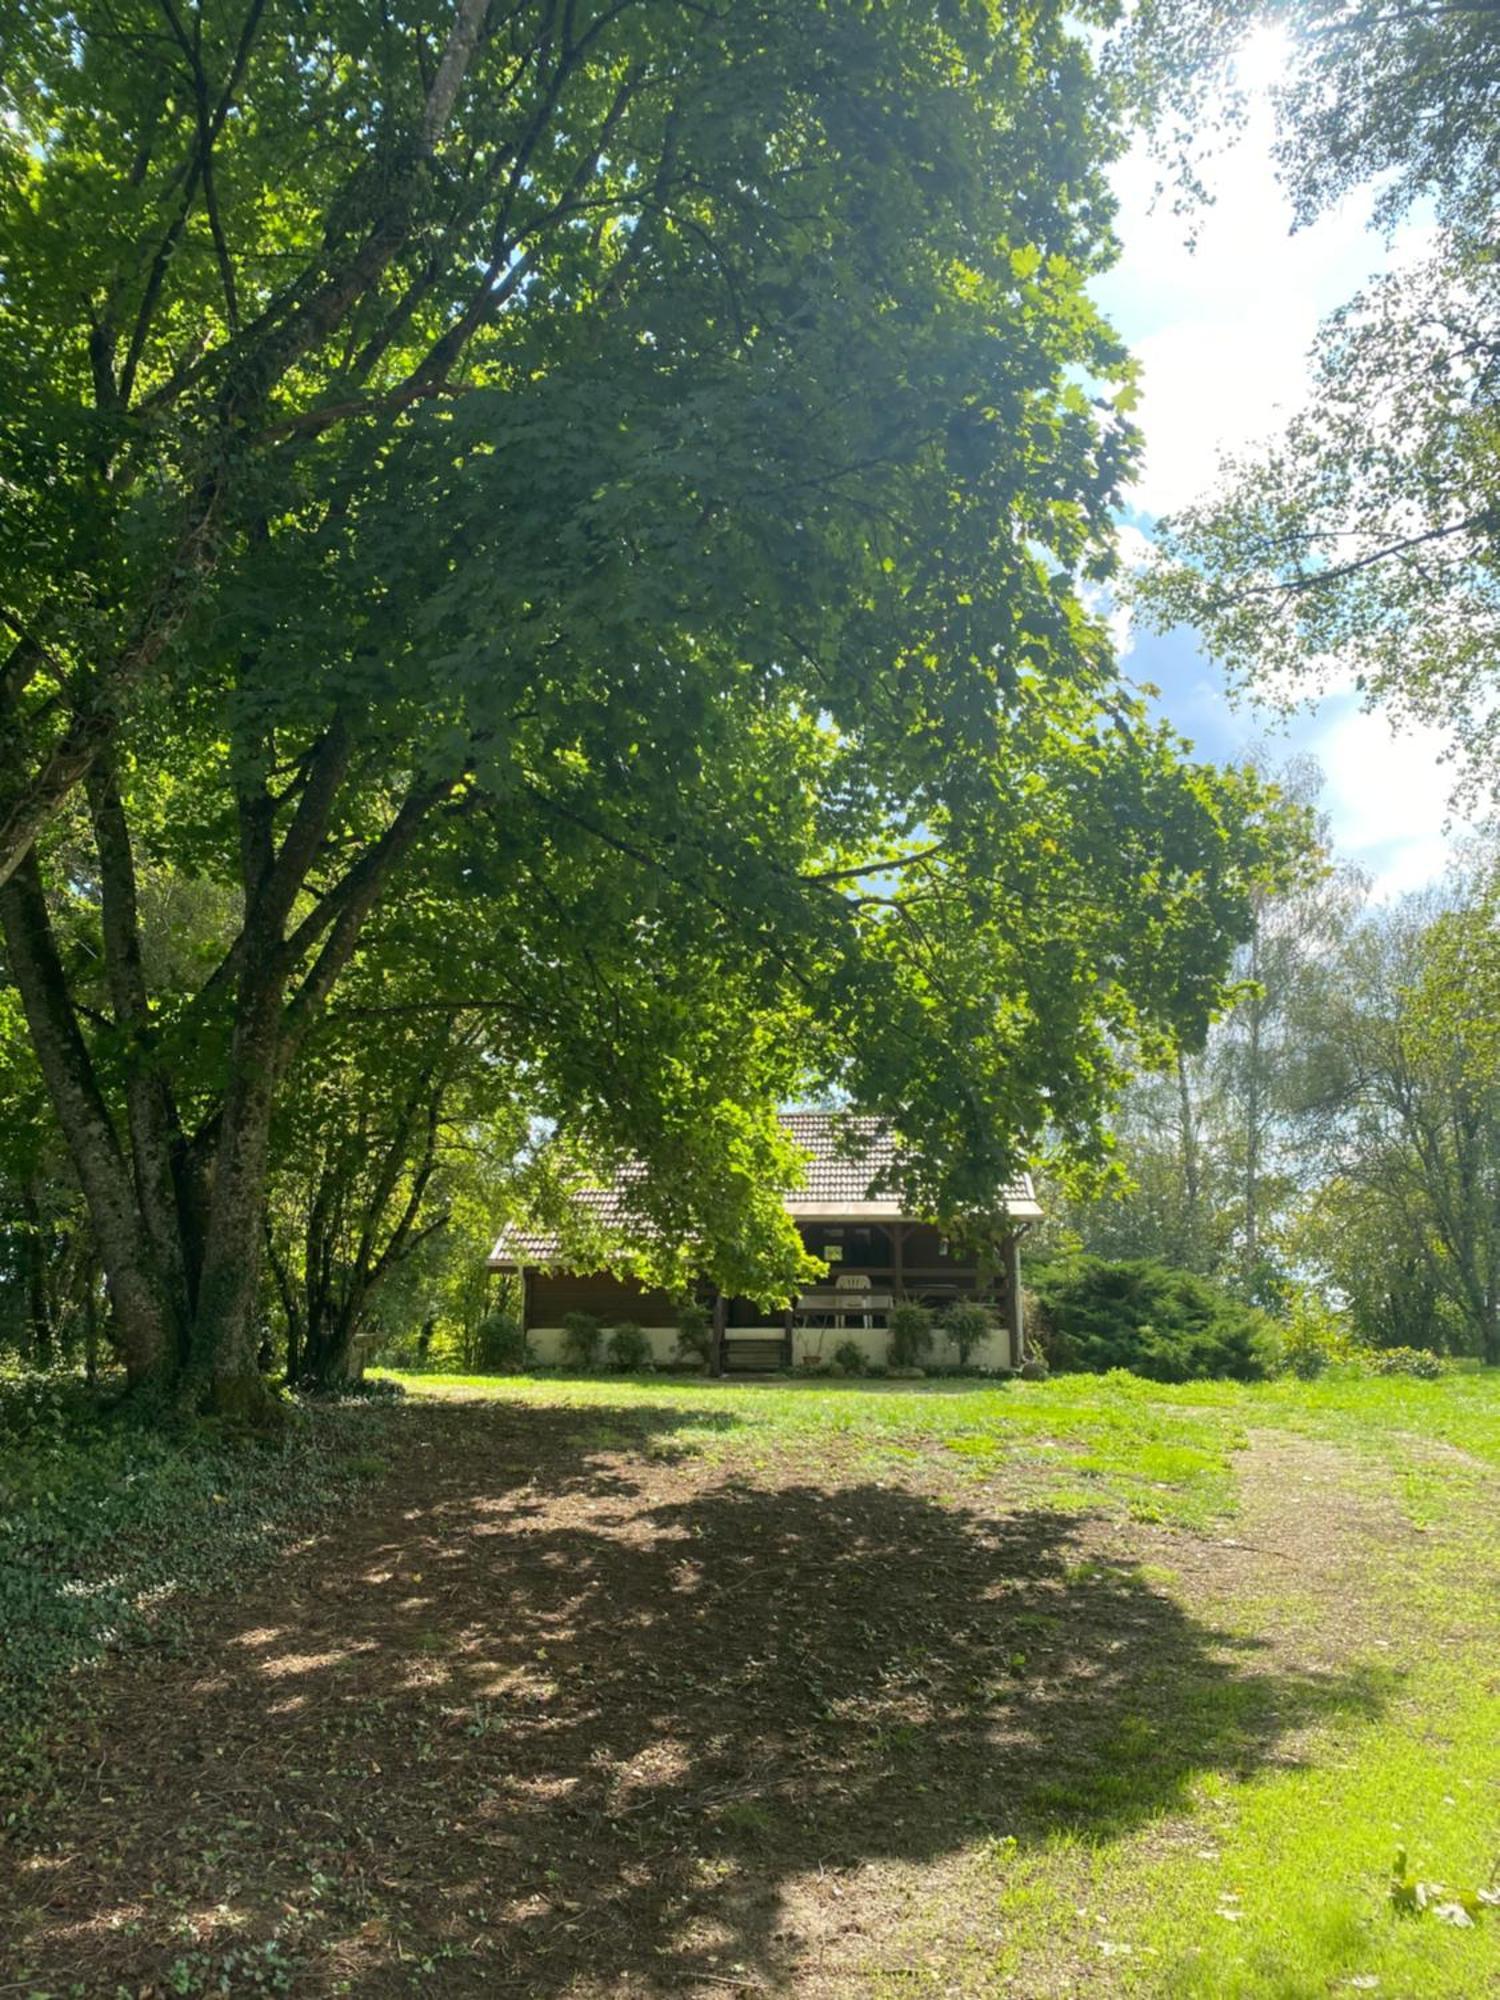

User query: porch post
[1004,1233,1025,1368]
[781,1302,795,1370]
[711,1290,727,1378]
[892,1220,905,1299]
[519,1268,531,1340]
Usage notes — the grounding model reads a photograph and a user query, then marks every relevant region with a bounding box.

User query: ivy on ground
[0,1373,395,1807]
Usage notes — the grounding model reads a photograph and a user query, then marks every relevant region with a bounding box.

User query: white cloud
[1091,52,1463,893]
[1115,521,1154,572]
[1312,703,1465,901]
[1127,317,1308,517]
[1096,92,1420,518]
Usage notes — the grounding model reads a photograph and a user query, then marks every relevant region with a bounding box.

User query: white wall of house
[524,1319,1014,1371]
[527,1324,683,1367]
[789,1321,1013,1372]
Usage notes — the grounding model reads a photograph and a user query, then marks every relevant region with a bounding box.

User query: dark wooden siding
[530,1270,679,1323]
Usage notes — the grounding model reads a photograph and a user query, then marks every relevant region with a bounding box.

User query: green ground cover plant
[0,1371,393,1801]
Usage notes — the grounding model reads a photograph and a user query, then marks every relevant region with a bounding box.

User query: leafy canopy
[1116,2,1500,798]
[0,0,1300,1363]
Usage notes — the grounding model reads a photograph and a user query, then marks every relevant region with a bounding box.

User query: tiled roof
[780,1111,897,1206]
[489,1111,1040,1268]
[490,1180,645,1267]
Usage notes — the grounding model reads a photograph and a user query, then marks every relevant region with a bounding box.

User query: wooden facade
[489,1113,1039,1373]
[500,1219,1030,1374]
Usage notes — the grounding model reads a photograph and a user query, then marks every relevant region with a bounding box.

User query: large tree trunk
[83,1265,100,1386]
[86,760,196,1348]
[19,1180,53,1370]
[6,719,442,1420]
[302,1304,362,1389]
[182,967,287,1420]
[0,852,177,1391]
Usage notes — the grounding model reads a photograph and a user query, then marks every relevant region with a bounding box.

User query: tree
[1292,879,1500,1361]
[1051,758,1359,1302]
[262,1006,522,1388]
[0,993,93,1372]
[1209,764,1366,1297]
[1115,0,1500,233]
[0,0,1297,1417]
[1118,2,1500,794]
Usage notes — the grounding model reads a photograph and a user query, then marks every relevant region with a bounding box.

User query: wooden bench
[724,1337,786,1373]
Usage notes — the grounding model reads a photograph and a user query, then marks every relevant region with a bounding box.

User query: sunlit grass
[383,1365,1500,1995]
[379,1366,1251,1528]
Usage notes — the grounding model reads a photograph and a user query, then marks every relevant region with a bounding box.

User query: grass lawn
[3,1368,1498,1996]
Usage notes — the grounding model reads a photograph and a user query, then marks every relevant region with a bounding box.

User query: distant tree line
[1040,763,1500,1364]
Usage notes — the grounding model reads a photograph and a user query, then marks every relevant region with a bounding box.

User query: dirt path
[0,1404,1405,1998]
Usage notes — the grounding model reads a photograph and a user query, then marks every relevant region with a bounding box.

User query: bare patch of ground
[0,1404,1400,1998]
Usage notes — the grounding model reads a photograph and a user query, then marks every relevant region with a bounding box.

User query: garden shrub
[474,1309,530,1373]
[832,1338,866,1375]
[1029,1257,1272,1383]
[673,1300,712,1364]
[559,1312,602,1368]
[604,1321,652,1371]
[887,1302,934,1370]
[941,1300,993,1366]
[1360,1345,1450,1379]
[1273,1292,1356,1379]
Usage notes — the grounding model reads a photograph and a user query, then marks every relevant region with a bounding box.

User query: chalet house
[488,1111,1041,1373]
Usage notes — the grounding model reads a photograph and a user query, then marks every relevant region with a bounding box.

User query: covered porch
[712,1218,1027,1373]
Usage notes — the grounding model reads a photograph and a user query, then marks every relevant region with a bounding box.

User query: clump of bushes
[1361,1345,1451,1380]
[559,1311,603,1368]
[473,1309,530,1373]
[604,1321,652,1371]
[940,1300,993,1367]
[673,1300,712,1366]
[887,1302,934,1371]
[1029,1258,1272,1383]
[1271,1292,1356,1379]
[832,1338,866,1375]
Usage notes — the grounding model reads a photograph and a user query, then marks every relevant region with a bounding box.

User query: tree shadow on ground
[5,1401,1392,1997]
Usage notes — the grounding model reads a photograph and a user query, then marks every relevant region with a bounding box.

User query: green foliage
[0,1374,390,1767]
[887,1303,935,1371]
[0,0,1302,1419]
[1272,1293,1357,1381]
[560,1313,603,1370]
[673,1301,712,1365]
[1361,1346,1451,1381]
[604,1322,652,1372]
[832,1339,867,1376]
[1031,1257,1272,1382]
[1289,884,1500,1364]
[1040,758,1360,1306]
[474,1311,530,1375]
[941,1301,994,1367]
[1121,8,1500,796]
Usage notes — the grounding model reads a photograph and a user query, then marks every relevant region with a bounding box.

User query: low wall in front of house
[788,1321,1014,1373]
[527,1324,684,1367]
[523,1320,1015,1372]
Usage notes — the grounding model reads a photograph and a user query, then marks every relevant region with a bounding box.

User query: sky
[1090,37,1462,902]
